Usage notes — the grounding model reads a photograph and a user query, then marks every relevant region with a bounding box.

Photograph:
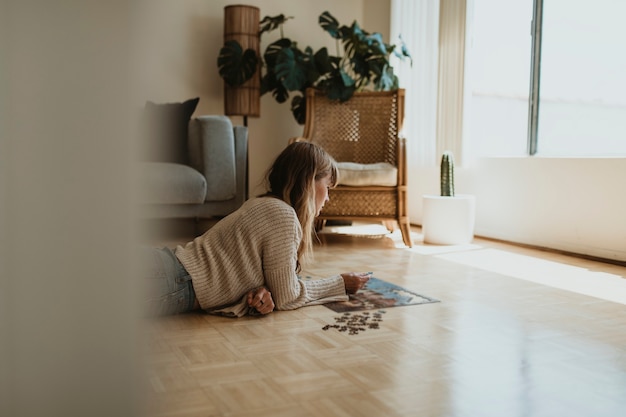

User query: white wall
[131,0,388,197]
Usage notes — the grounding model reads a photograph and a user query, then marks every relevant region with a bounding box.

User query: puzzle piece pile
[322,310,386,335]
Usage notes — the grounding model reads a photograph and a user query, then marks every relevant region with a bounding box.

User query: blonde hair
[264,141,337,271]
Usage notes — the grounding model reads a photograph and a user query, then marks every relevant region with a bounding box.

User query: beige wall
[132,0,389,196]
[363,0,391,39]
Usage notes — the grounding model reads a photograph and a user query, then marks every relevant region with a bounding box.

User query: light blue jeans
[141,247,196,316]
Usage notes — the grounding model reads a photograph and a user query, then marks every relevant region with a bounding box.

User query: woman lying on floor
[142,141,370,318]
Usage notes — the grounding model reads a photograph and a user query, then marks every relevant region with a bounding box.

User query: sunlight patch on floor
[436,248,626,305]
[319,222,626,305]
[383,228,484,254]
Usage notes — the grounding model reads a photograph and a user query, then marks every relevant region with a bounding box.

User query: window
[537,0,626,156]
[466,0,626,157]
[466,0,533,158]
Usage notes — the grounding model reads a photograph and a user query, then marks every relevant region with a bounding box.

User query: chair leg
[315,219,326,232]
[399,220,413,248]
[383,220,395,233]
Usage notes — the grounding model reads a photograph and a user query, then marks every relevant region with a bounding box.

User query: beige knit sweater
[175,197,348,317]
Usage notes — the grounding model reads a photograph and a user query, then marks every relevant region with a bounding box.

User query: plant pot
[422,194,476,245]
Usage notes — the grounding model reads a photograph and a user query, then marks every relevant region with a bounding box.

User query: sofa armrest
[188,115,237,201]
[233,125,248,201]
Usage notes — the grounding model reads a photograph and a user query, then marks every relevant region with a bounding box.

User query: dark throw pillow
[142,97,200,164]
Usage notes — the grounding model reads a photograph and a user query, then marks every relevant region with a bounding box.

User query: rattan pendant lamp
[223,5,260,126]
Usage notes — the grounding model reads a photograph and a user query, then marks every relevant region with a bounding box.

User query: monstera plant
[217,11,411,124]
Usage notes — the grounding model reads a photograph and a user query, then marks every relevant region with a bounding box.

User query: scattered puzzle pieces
[322,310,386,335]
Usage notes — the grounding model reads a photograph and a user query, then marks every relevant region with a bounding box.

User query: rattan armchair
[296,88,412,247]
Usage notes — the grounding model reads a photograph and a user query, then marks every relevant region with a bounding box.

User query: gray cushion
[139,162,206,204]
[188,116,237,201]
[141,98,199,164]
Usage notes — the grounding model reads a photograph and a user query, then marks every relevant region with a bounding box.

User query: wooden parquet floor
[141,224,626,417]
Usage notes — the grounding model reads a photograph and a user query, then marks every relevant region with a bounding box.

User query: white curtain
[390,0,440,168]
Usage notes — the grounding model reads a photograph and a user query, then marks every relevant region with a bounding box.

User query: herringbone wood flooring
[141,223,626,417]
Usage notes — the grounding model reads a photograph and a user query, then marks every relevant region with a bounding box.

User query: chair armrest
[188,116,237,201]
[397,136,407,186]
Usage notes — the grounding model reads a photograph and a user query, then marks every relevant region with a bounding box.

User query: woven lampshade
[223,5,260,119]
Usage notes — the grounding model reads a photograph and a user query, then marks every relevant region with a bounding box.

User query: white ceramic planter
[422,194,476,245]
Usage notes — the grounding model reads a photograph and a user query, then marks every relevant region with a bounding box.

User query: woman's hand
[246,286,275,315]
[340,272,371,294]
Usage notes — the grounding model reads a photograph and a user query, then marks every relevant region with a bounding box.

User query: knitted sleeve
[261,214,348,310]
[264,266,347,310]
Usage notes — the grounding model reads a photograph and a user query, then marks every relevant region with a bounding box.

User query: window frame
[527,0,543,156]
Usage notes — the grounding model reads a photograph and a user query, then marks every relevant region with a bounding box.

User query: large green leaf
[275,48,308,91]
[319,69,356,102]
[351,52,372,79]
[313,47,334,74]
[290,94,307,125]
[260,71,277,95]
[365,32,388,56]
[272,83,290,103]
[319,11,340,39]
[263,38,292,68]
[302,47,322,86]
[367,55,387,76]
[394,34,413,65]
[260,71,290,103]
[373,64,398,91]
[217,40,258,86]
[311,49,336,88]
[340,70,356,88]
[260,14,293,35]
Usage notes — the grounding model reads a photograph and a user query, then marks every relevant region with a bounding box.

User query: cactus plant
[440,151,455,197]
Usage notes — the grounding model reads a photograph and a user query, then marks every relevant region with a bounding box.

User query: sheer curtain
[390,0,440,168]
[391,0,441,222]
[391,0,470,222]
[391,0,470,167]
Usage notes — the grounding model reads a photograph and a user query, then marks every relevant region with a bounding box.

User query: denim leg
[140,247,196,316]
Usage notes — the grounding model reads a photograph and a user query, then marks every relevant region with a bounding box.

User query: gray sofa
[139,115,248,219]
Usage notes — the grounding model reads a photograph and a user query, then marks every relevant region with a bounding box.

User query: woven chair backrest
[303,89,404,166]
